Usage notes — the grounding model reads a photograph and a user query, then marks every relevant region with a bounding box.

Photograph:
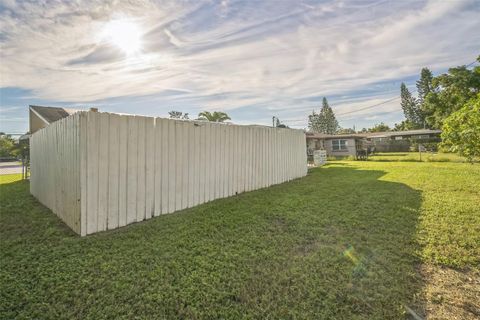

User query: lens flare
[343,245,359,265]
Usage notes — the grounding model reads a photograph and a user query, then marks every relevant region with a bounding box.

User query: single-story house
[306,129,442,156]
[364,129,442,142]
[364,129,442,152]
[29,105,81,134]
[306,133,370,157]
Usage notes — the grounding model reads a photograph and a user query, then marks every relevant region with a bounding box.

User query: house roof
[306,133,367,139]
[29,105,80,124]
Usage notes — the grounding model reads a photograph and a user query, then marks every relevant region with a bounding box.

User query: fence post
[22,157,25,180]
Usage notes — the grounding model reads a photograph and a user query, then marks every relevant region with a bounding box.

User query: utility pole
[272,116,276,128]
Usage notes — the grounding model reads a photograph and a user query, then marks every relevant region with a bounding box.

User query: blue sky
[0,0,479,134]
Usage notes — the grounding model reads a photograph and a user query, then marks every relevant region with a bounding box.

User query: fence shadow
[0,165,426,319]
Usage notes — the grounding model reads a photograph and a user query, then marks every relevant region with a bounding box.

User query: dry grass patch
[418,265,480,319]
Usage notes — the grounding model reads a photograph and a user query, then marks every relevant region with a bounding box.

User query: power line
[282,118,307,123]
[466,60,478,68]
[336,96,400,116]
[275,58,477,126]
[332,58,477,117]
[281,95,400,123]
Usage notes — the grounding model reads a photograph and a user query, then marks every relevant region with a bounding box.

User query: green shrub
[441,95,480,163]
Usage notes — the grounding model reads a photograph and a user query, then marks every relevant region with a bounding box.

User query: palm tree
[168,111,189,119]
[197,111,231,122]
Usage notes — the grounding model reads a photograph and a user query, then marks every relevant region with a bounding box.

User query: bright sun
[101,19,142,55]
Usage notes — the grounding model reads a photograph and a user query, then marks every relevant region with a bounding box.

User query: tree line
[168,110,231,122]
[306,56,479,160]
[392,57,479,161]
[0,133,29,161]
[399,57,480,130]
[307,56,480,134]
[169,110,290,128]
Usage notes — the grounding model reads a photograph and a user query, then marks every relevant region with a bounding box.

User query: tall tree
[416,67,434,106]
[0,133,26,159]
[368,122,391,132]
[308,97,338,134]
[197,111,231,122]
[274,117,289,128]
[337,128,356,134]
[423,57,480,128]
[393,120,416,131]
[414,67,433,127]
[168,111,189,119]
[400,83,423,128]
[0,133,16,158]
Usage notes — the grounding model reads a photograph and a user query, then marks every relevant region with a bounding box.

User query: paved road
[0,162,23,175]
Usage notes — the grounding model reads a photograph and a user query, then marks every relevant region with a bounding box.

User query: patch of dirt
[271,216,288,230]
[415,264,480,320]
[294,239,323,257]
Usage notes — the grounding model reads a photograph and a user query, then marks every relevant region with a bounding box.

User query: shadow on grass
[0,166,425,319]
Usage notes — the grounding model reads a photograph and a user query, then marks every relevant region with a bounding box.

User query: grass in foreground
[1,162,478,319]
[0,173,23,184]
[325,152,469,163]
[367,152,468,162]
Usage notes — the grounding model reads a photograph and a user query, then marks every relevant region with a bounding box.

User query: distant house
[364,129,442,152]
[306,133,370,157]
[364,129,442,141]
[306,129,442,156]
[29,105,81,134]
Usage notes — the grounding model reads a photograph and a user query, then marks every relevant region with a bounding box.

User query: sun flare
[101,19,142,55]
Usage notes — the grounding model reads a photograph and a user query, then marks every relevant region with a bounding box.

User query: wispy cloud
[0,0,479,132]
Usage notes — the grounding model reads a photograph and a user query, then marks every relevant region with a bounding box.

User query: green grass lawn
[367,152,469,162]
[1,161,478,319]
[0,173,23,184]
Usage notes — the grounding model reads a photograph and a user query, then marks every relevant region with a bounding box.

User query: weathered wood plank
[107,114,120,230]
[168,119,176,213]
[118,115,128,227]
[154,117,162,217]
[161,118,170,214]
[145,117,154,219]
[86,112,99,234]
[198,122,206,204]
[97,113,109,232]
[136,116,146,222]
[126,116,138,224]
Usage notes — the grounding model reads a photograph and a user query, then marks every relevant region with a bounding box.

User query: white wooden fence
[30,113,82,233]
[30,111,307,236]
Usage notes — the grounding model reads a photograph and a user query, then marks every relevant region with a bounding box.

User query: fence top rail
[30,110,306,138]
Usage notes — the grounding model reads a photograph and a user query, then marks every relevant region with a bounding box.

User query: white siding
[30,111,307,235]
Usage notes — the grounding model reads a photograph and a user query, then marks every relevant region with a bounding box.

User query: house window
[414,135,430,139]
[332,139,347,151]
